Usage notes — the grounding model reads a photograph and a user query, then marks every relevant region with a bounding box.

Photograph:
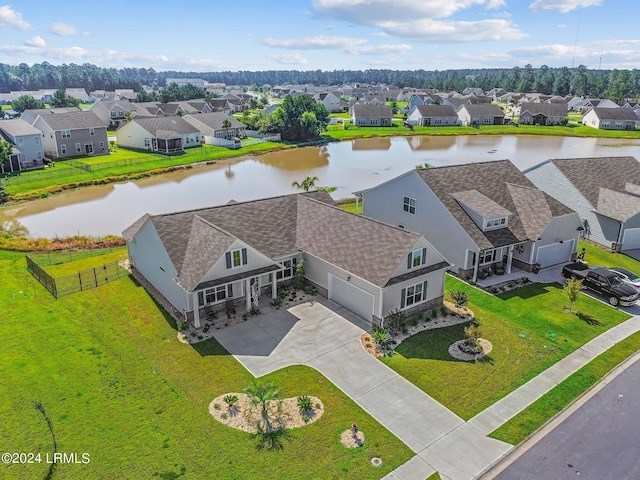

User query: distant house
[32,111,109,159]
[408,94,437,110]
[518,102,568,125]
[462,87,485,97]
[90,100,153,128]
[21,107,82,125]
[573,98,618,112]
[182,112,246,145]
[525,157,640,251]
[582,107,637,130]
[122,191,450,328]
[0,119,45,172]
[406,105,460,126]
[165,78,206,88]
[356,160,581,283]
[116,117,202,153]
[457,104,505,126]
[351,104,393,127]
[313,92,342,113]
[65,88,90,103]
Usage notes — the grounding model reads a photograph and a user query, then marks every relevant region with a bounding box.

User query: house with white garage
[582,107,637,130]
[525,156,640,252]
[122,191,450,329]
[355,160,582,283]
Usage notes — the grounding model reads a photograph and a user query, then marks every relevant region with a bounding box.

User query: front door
[84,143,94,154]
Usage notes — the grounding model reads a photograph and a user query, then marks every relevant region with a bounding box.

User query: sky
[0,0,638,72]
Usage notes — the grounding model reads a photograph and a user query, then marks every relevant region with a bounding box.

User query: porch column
[355,196,360,215]
[245,278,251,312]
[472,252,480,283]
[271,274,277,300]
[193,292,201,328]
[507,246,514,274]
[529,242,536,264]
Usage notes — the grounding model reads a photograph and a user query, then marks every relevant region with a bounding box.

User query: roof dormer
[452,189,511,232]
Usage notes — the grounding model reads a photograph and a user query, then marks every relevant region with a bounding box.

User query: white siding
[534,213,581,265]
[388,237,448,279]
[116,122,152,149]
[128,220,187,313]
[382,269,445,316]
[361,170,475,272]
[198,239,278,285]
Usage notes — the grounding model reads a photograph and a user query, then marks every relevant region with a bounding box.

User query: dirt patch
[209,393,324,433]
[340,429,365,448]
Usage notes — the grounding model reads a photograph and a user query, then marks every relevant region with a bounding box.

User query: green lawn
[0,250,412,479]
[490,330,640,445]
[34,246,128,276]
[380,275,630,419]
[581,240,640,271]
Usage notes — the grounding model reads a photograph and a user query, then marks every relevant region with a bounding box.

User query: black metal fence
[26,254,128,298]
[28,245,125,266]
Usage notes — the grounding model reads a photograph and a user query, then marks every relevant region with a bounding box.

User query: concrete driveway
[213,297,512,480]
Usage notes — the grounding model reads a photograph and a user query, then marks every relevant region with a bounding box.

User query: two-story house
[32,111,109,159]
[0,119,45,172]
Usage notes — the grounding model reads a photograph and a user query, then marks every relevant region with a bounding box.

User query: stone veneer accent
[372,295,444,328]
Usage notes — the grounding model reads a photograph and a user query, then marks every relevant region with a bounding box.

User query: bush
[270,297,282,308]
[371,327,394,355]
[297,395,314,421]
[177,321,189,331]
[449,290,469,308]
[385,309,406,333]
[223,394,238,407]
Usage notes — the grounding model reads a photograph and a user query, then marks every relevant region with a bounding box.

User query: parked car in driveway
[609,267,640,291]
[562,262,639,306]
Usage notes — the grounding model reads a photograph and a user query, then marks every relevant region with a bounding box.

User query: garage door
[536,239,575,267]
[328,274,375,321]
[622,228,640,250]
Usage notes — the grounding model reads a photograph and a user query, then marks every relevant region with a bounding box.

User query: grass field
[381,275,631,419]
[0,250,413,479]
[34,246,128,276]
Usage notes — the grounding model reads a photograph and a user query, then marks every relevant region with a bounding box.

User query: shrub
[177,321,189,331]
[223,394,238,407]
[213,403,221,410]
[371,327,394,355]
[385,309,406,333]
[449,290,469,308]
[431,307,438,319]
[270,297,282,308]
[220,413,228,420]
[440,305,448,317]
[249,307,261,316]
[297,395,314,421]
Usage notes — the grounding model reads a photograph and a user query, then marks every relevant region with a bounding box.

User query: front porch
[473,263,565,289]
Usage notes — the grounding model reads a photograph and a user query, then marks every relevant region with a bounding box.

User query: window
[75,143,82,153]
[36,151,42,160]
[89,128,95,136]
[479,249,497,265]
[99,142,104,148]
[225,248,247,269]
[408,248,427,269]
[34,136,40,144]
[277,258,298,279]
[485,217,507,230]
[401,280,428,309]
[17,137,23,146]
[198,284,233,306]
[144,138,150,147]
[60,144,67,154]
[61,129,71,138]
[403,196,416,214]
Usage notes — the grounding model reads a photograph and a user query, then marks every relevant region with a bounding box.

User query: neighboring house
[356,160,581,282]
[525,156,640,252]
[582,107,637,130]
[406,105,460,126]
[20,107,81,125]
[116,117,202,153]
[122,191,450,328]
[182,112,246,144]
[363,94,386,105]
[0,119,45,172]
[462,87,485,97]
[457,104,505,126]
[408,94,437,110]
[518,102,568,125]
[32,111,109,159]
[65,88,90,103]
[573,98,618,112]
[351,104,393,127]
[313,92,342,113]
[90,100,152,128]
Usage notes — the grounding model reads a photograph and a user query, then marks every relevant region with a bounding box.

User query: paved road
[492,358,640,480]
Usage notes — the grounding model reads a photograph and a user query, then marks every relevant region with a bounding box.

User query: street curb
[476,349,640,479]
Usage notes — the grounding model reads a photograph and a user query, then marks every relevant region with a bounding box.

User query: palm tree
[243,381,282,433]
[291,175,319,192]
[221,119,232,139]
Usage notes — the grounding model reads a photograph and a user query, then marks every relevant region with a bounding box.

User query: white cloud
[24,36,46,48]
[269,53,309,65]
[529,0,602,13]
[263,35,367,50]
[0,5,30,29]
[371,31,389,37]
[50,22,88,36]
[378,18,527,42]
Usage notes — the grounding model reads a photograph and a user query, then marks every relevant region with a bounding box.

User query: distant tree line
[1,62,639,103]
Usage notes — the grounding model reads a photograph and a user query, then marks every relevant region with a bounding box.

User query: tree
[291,175,319,192]
[49,89,79,108]
[11,95,44,113]
[565,277,583,312]
[243,381,283,434]
[124,110,136,122]
[279,95,329,141]
[221,119,232,138]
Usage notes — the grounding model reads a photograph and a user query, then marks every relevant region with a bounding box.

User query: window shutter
[421,248,427,265]
[225,252,231,269]
[400,288,406,309]
[407,253,412,269]
[423,280,428,298]
[241,248,248,265]
[227,284,233,297]
[198,291,204,306]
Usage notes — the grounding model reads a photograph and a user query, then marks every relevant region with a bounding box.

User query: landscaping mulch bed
[448,338,493,361]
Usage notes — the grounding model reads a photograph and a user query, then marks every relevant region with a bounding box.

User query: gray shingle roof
[596,188,640,221]
[35,111,105,130]
[452,190,512,218]
[352,104,393,117]
[413,104,458,117]
[549,157,640,207]
[590,107,638,121]
[0,118,41,137]
[131,117,201,136]
[519,102,567,117]
[417,160,574,250]
[458,104,505,116]
[183,112,246,131]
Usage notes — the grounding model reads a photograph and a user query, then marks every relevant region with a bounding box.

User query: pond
[2,135,639,238]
